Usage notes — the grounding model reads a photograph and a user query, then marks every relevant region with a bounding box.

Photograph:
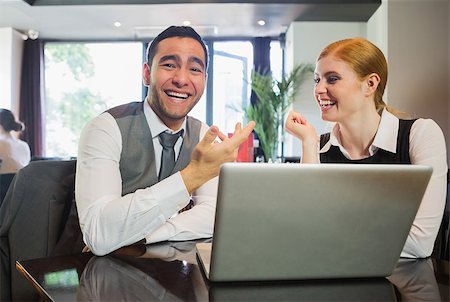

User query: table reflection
[388,258,442,301]
[16,240,449,302]
[76,241,444,302]
[78,241,208,301]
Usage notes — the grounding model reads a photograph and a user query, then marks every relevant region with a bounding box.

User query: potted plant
[245,63,314,162]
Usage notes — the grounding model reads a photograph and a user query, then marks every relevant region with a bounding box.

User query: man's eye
[162,63,175,68]
[191,67,203,73]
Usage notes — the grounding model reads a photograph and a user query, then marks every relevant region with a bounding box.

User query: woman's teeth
[319,100,336,107]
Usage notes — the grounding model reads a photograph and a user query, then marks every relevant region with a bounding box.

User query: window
[44,42,142,157]
[43,39,281,157]
[270,40,282,82]
[212,41,253,133]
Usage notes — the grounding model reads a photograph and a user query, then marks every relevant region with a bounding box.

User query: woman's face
[314,55,367,123]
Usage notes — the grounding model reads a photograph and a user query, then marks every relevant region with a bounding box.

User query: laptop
[196,163,432,282]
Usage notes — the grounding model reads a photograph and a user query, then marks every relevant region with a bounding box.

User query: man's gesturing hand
[181,121,255,194]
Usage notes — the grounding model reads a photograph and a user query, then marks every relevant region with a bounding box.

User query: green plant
[245,63,314,162]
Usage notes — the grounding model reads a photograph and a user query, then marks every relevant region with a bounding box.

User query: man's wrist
[180,163,209,194]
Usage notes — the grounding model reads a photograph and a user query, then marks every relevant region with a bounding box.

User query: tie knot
[159,130,183,149]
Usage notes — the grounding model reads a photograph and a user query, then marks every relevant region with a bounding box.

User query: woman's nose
[314,80,326,94]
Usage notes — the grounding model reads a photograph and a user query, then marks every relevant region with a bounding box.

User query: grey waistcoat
[107,101,202,196]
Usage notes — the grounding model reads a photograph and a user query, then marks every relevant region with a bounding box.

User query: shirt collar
[319,109,399,155]
[372,109,398,154]
[143,99,186,139]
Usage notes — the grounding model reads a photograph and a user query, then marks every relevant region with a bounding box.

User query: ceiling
[0,0,381,41]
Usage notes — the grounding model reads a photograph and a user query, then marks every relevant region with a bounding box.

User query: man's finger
[233,122,242,134]
[217,130,228,142]
[239,121,255,137]
[199,125,219,146]
[228,121,255,148]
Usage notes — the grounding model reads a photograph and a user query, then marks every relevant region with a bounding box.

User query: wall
[0,27,24,115]
[284,22,366,156]
[386,0,449,164]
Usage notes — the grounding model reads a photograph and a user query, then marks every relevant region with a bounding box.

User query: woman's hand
[285,110,317,143]
[285,110,319,163]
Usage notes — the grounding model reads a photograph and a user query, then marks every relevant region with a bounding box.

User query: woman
[0,109,31,173]
[285,38,447,258]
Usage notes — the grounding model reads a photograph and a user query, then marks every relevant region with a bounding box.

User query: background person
[285,37,447,258]
[76,26,254,256]
[0,108,31,174]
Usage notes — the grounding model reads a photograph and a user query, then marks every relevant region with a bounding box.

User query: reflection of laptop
[196,163,432,282]
[208,277,396,301]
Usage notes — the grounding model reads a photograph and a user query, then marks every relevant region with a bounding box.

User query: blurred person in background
[0,108,31,174]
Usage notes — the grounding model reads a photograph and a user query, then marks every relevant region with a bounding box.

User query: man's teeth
[320,100,336,107]
[167,91,188,99]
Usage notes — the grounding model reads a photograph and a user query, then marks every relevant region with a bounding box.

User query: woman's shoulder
[409,118,446,153]
[17,138,30,149]
[411,118,444,135]
[0,137,12,148]
[0,136,29,149]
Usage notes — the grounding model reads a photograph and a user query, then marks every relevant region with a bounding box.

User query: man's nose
[172,68,189,87]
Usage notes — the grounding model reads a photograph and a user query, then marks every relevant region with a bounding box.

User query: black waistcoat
[319,119,417,164]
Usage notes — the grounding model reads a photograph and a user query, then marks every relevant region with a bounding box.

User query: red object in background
[228,132,254,162]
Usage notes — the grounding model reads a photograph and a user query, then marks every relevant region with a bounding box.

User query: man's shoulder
[186,116,207,133]
[107,101,144,119]
[186,115,203,126]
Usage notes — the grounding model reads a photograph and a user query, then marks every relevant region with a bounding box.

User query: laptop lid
[196,163,432,282]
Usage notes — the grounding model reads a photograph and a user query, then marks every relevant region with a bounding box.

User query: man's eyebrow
[159,55,178,63]
[189,56,205,70]
[158,54,205,70]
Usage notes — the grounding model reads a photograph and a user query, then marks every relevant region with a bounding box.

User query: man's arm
[145,175,218,244]
[146,121,256,244]
[76,113,192,256]
[76,114,255,256]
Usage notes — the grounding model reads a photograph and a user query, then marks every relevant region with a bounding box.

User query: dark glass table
[16,240,449,301]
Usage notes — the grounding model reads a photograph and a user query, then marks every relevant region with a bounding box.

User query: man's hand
[181,121,255,194]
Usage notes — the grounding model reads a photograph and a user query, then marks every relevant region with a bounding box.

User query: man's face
[143,37,207,130]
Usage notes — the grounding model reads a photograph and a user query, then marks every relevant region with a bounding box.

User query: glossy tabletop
[16,240,450,302]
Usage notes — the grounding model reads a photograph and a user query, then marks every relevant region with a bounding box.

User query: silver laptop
[196,163,432,282]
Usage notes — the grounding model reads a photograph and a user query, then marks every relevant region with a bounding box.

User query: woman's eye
[327,76,339,84]
[313,78,320,84]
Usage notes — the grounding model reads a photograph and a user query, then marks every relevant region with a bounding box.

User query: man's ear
[142,62,151,86]
[365,73,380,97]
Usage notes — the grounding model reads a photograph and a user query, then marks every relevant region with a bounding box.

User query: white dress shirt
[0,133,31,174]
[76,101,218,256]
[320,109,448,258]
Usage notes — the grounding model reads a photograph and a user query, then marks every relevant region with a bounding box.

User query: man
[75,26,255,256]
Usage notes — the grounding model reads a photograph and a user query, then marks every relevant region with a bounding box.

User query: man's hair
[146,26,208,69]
